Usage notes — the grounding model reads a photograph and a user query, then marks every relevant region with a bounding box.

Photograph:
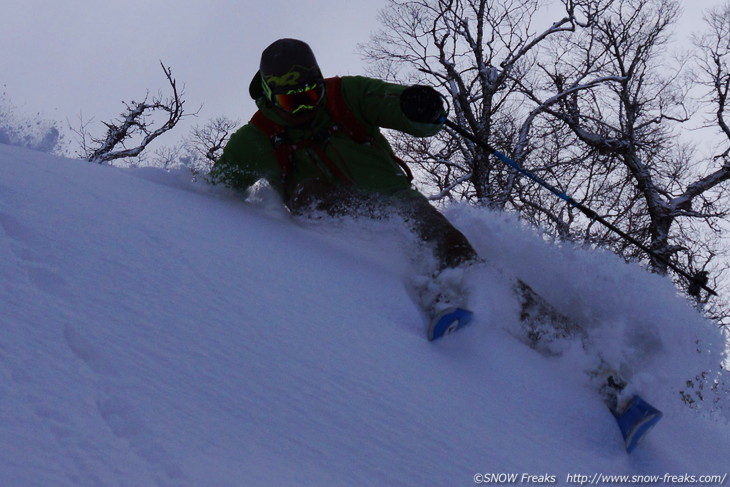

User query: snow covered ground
[1,142,728,486]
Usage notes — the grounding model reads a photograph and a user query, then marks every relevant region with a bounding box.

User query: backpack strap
[325,77,413,181]
[324,77,371,144]
[251,108,354,192]
[250,110,295,190]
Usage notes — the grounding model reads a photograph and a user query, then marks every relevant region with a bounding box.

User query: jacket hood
[249,71,265,100]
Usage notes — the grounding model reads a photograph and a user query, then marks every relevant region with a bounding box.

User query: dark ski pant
[287,179,479,271]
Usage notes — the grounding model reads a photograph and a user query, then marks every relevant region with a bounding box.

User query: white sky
[0,0,386,139]
[0,0,723,146]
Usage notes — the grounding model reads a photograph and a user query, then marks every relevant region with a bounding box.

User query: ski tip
[624,412,662,453]
[427,307,474,341]
[614,395,663,453]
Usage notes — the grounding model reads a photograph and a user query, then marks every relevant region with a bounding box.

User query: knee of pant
[435,241,479,270]
[287,179,344,214]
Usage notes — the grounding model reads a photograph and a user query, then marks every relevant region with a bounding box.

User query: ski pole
[444,120,718,297]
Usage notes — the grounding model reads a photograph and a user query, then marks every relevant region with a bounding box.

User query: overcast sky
[0,0,386,140]
[0,0,723,147]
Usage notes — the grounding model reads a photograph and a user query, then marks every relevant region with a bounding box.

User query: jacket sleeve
[339,76,443,137]
[209,123,282,192]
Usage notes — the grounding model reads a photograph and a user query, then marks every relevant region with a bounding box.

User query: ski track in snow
[0,143,728,486]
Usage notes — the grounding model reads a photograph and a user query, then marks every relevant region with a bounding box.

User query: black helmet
[259,38,324,95]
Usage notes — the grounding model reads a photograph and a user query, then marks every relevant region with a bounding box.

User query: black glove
[400,85,446,124]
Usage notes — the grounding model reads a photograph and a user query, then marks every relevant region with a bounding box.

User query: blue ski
[427,307,474,341]
[613,395,663,453]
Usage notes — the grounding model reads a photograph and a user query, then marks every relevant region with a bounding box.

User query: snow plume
[0,93,65,154]
[0,143,728,486]
[447,206,729,417]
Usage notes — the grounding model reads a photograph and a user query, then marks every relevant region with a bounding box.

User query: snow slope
[1,142,728,486]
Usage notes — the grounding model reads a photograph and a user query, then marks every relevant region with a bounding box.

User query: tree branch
[87,62,188,164]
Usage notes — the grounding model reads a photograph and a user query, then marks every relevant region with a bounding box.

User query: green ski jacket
[211,75,442,200]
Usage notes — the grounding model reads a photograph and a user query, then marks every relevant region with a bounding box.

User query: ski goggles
[267,83,326,114]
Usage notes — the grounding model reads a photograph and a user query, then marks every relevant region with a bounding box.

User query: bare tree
[536,0,730,301]
[361,0,596,207]
[693,2,730,183]
[184,116,239,178]
[363,0,730,305]
[689,1,730,312]
[81,62,188,165]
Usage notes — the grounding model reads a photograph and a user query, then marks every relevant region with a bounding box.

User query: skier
[211,38,662,451]
[211,38,478,333]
